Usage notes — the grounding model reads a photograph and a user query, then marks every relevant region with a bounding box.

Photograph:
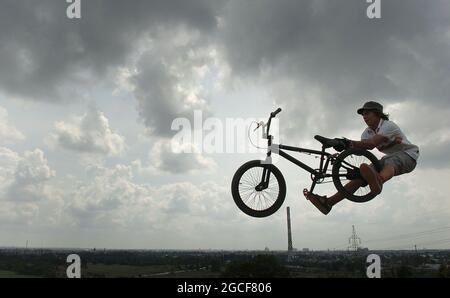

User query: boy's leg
[360,163,384,195]
[304,179,365,207]
[310,163,391,207]
[306,153,414,213]
[327,179,365,206]
[338,163,395,200]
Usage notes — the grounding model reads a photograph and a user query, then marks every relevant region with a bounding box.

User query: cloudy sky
[1,0,450,250]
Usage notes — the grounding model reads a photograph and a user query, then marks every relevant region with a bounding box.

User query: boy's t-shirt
[361,119,419,161]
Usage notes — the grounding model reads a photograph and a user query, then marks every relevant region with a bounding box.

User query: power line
[332,225,450,250]
[383,238,450,250]
[363,226,450,244]
[352,208,450,227]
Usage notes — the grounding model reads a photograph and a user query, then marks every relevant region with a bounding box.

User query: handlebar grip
[271,108,282,117]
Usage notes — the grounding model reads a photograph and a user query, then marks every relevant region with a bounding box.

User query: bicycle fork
[256,144,274,191]
[255,166,271,191]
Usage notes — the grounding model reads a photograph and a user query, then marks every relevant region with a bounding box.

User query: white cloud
[0,146,20,189]
[66,163,235,235]
[129,138,217,175]
[0,106,25,144]
[67,163,152,228]
[0,201,39,226]
[148,139,216,174]
[47,106,126,156]
[6,148,55,203]
[0,147,57,226]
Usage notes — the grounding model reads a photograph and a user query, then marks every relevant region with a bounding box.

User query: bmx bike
[231,108,382,218]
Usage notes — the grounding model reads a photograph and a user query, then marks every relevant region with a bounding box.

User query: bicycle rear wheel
[332,149,382,203]
[231,160,286,217]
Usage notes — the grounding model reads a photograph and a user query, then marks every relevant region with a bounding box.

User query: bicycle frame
[256,109,336,194]
[272,144,335,194]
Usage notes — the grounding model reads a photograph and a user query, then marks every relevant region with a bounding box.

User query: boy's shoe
[303,189,332,215]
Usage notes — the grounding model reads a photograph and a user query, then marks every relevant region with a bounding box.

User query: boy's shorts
[379,151,417,176]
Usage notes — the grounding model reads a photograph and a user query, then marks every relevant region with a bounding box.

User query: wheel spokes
[238,166,280,211]
[337,154,372,196]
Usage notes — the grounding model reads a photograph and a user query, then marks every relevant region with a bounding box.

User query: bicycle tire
[231,160,286,217]
[332,148,382,203]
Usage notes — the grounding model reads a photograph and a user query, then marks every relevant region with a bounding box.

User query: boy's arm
[350,134,388,150]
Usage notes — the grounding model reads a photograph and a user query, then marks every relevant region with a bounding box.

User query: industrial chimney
[287,207,293,252]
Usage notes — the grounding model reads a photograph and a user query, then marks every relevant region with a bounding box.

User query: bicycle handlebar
[265,108,282,141]
[271,108,282,117]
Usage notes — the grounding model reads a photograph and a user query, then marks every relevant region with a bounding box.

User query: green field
[84,263,178,278]
[0,270,40,278]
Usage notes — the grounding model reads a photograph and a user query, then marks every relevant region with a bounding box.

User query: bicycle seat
[314,135,341,148]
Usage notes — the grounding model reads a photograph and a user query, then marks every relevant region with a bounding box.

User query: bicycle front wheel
[231,160,286,218]
[332,148,382,203]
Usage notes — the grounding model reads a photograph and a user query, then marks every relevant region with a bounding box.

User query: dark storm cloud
[3,0,449,105]
[0,0,221,102]
[221,0,450,103]
[130,35,215,137]
[219,0,450,140]
[2,0,450,169]
[419,141,450,169]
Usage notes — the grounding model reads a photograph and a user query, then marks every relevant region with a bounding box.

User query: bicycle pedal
[302,188,309,198]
